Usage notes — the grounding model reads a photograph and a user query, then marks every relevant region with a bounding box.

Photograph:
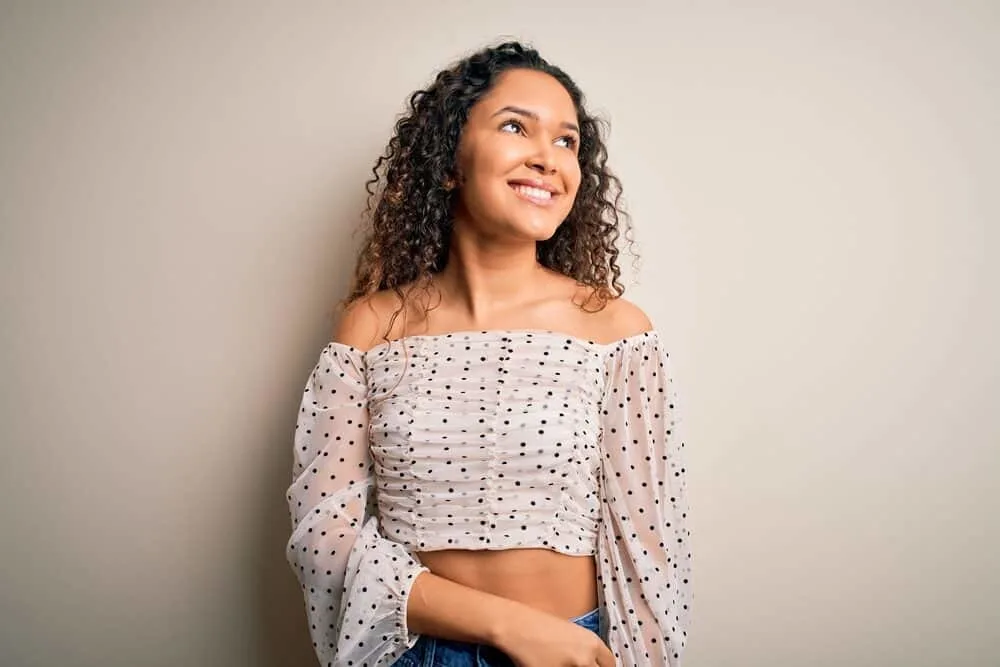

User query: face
[452,68,582,242]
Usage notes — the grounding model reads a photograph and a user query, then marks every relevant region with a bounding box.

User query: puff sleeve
[285,343,428,667]
[597,332,693,666]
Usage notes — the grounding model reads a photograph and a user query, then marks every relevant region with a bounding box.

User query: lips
[507,179,559,195]
[508,180,561,207]
[511,183,553,199]
[510,184,557,207]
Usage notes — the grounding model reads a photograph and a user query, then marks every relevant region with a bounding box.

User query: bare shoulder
[332,289,405,351]
[567,282,654,342]
[594,293,655,343]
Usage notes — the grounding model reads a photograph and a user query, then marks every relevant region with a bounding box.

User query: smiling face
[451,68,582,242]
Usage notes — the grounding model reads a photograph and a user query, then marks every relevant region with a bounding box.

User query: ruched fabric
[286,330,692,666]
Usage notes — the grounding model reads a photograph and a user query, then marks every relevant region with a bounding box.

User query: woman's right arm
[286,340,429,666]
[407,574,615,666]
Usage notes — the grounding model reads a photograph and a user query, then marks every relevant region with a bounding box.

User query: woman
[286,41,692,667]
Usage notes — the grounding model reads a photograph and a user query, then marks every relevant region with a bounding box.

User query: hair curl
[343,40,634,334]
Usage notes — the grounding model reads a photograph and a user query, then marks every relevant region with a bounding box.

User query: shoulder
[332,289,406,351]
[574,288,654,343]
[602,296,654,340]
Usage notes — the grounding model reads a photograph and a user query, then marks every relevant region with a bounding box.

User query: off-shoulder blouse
[285,329,692,666]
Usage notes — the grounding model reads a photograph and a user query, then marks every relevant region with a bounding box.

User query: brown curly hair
[343,40,634,334]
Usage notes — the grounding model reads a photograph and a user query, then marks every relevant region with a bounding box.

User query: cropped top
[285,329,692,666]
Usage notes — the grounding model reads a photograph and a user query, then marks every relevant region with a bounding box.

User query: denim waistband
[393,607,603,666]
[568,607,600,624]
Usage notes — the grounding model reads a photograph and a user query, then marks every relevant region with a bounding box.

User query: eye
[499,119,524,134]
[500,118,578,150]
[555,135,578,149]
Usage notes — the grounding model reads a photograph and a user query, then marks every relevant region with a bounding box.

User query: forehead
[472,68,578,121]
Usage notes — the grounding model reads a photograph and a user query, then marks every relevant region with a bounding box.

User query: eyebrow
[490,105,580,134]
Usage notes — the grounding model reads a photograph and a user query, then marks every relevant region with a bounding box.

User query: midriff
[415,547,598,619]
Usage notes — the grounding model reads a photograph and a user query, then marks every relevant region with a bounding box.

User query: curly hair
[343,40,634,335]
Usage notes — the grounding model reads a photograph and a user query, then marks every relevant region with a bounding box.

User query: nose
[527,141,556,175]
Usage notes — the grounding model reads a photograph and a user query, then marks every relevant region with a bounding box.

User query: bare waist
[416,547,598,619]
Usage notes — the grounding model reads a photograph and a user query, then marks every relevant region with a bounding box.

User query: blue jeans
[392,607,603,666]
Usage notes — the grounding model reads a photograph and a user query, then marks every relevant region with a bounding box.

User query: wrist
[486,597,529,650]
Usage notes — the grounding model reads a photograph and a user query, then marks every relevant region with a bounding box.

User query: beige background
[1,1,997,666]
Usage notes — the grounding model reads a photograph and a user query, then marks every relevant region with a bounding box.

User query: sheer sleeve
[597,332,693,666]
[285,343,428,667]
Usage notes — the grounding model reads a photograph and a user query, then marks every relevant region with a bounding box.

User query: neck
[435,231,544,325]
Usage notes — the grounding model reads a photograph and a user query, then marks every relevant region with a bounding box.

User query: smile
[510,183,557,207]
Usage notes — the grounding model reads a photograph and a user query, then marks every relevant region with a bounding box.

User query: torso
[345,270,647,620]
[415,548,599,618]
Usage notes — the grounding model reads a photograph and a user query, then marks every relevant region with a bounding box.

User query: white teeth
[512,184,552,200]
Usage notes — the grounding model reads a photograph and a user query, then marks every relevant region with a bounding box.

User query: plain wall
[1,1,997,666]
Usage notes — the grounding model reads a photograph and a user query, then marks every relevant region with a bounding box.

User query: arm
[409,574,616,667]
[286,342,426,666]
[597,331,693,666]
[407,571,528,643]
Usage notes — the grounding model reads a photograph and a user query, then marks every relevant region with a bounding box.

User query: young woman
[286,41,692,667]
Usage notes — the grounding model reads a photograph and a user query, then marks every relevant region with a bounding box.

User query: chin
[517,222,561,243]
[473,206,567,242]
[534,226,561,242]
[514,213,566,241]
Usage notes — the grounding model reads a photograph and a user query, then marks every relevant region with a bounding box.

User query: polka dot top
[285,330,692,666]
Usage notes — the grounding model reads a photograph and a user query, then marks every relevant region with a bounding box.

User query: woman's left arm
[597,332,693,666]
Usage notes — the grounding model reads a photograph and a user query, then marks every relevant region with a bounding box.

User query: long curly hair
[343,40,634,334]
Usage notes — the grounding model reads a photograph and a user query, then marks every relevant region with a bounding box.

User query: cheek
[478,142,523,178]
[462,133,515,171]
[564,161,583,199]
[463,147,520,195]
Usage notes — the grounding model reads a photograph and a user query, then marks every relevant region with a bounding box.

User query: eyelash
[500,119,578,149]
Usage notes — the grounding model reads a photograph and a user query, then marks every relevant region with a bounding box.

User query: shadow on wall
[253,369,324,667]
[252,207,369,666]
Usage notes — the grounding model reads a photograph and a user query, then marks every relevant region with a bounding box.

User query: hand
[494,606,616,667]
